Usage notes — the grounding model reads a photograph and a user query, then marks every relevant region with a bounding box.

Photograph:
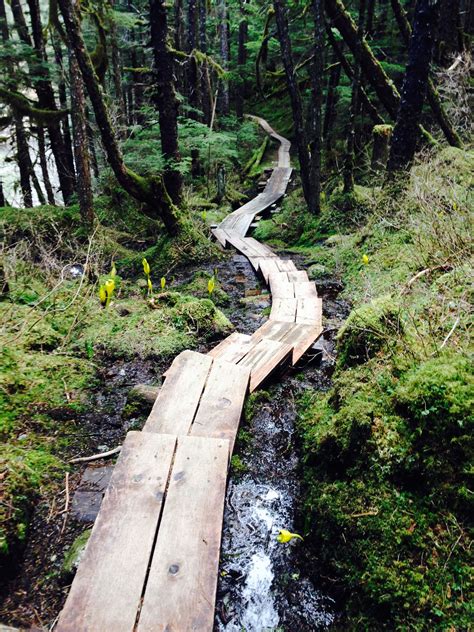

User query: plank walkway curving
[56,116,323,631]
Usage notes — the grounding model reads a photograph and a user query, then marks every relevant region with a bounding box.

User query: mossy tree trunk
[199,0,212,124]
[308,0,324,214]
[186,0,200,119]
[218,0,230,115]
[150,0,183,207]
[70,51,94,226]
[36,126,56,205]
[323,59,342,149]
[236,2,249,120]
[387,0,439,172]
[371,124,393,170]
[58,0,182,235]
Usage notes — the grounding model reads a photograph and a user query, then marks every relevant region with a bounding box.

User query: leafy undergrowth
[260,147,473,628]
[0,202,232,568]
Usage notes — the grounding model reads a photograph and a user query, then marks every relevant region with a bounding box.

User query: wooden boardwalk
[56,117,323,631]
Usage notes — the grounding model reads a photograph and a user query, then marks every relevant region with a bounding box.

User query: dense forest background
[0,0,472,628]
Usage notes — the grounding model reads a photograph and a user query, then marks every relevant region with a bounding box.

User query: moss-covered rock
[62,529,92,576]
[337,295,403,367]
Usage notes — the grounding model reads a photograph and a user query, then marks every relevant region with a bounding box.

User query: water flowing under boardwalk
[56,117,323,632]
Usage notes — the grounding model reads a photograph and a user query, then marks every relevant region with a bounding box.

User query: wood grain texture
[237,338,293,391]
[56,432,176,632]
[191,359,250,452]
[296,297,323,326]
[270,297,298,322]
[143,350,212,434]
[294,281,318,298]
[136,436,229,632]
[269,271,295,298]
[208,331,255,364]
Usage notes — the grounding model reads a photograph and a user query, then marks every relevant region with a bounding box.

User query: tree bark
[58,0,181,235]
[343,0,366,194]
[387,0,439,172]
[14,115,34,207]
[323,61,342,148]
[187,0,200,118]
[390,0,462,148]
[36,126,56,204]
[236,2,249,120]
[26,0,76,203]
[198,0,212,124]
[273,0,316,214]
[371,124,393,171]
[436,0,463,64]
[149,0,183,206]
[109,5,127,132]
[218,0,230,115]
[308,0,324,214]
[70,51,94,226]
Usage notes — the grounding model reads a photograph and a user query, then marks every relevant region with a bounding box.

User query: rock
[127,383,160,405]
[62,529,92,576]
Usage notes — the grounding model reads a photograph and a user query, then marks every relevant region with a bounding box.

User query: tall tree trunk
[26,0,76,204]
[14,115,34,207]
[343,0,366,194]
[149,0,183,205]
[323,61,342,148]
[53,38,77,185]
[366,0,376,36]
[198,0,212,124]
[58,0,181,234]
[187,0,200,118]
[390,0,462,147]
[109,6,127,132]
[236,2,249,119]
[218,0,230,115]
[436,0,463,64]
[273,0,316,214]
[387,0,439,172]
[70,51,94,226]
[36,127,56,205]
[308,0,324,214]
[174,0,186,95]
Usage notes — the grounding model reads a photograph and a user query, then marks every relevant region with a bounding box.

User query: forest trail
[56,118,323,631]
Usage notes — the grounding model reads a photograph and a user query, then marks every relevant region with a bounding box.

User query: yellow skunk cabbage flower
[142,258,151,276]
[110,262,117,278]
[276,529,303,544]
[362,254,369,265]
[105,278,115,296]
[208,276,216,295]
[161,277,166,291]
[99,285,107,306]
[147,277,153,293]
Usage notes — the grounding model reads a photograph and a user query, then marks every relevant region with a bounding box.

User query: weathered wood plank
[251,320,322,363]
[237,338,293,391]
[208,331,255,364]
[295,297,323,326]
[269,272,295,298]
[136,436,229,632]
[270,297,298,322]
[258,258,281,283]
[223,231,263,258]
[56,432,176,632]
[211,228,227,248]
[287,270,309,283]
[191,360,250,452]
[276,259,297,272]
[243,237,276,258]
[293,281,318,298]
[143,350,212,434]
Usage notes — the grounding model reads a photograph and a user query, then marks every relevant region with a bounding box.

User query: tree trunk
[53,37,77,186]
[366,0,376,36]
[218,0,230,115]
[26,0,76,204]
[187,0,200,118]
[343,0,366,194]
[14,115,34,207]
[308,0,324,214]
[273,0,316,214]
[174,0,186,94]
[387,0,439,172]
[436,0,462,64]
[149,0,183,206]
[58,0,181,235]
[236,3,249,120]
[109,6,127,132]
[323,61,342,148]
[390,0,462,148]
[371,123,392,170]
[70,51,94,226]
[36,126,56,204]
[198,0,212,124]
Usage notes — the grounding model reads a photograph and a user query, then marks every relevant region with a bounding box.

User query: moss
[178,270,230,307]
[62,529,92,575]
[244,390,270,421]
[230,455,248,477]
[336,295,403,367]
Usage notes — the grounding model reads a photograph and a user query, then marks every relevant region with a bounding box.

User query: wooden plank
[276,259,297,272]
[223,231,263,258]
[287,270,309,283]
[211,228,227,248]
[269,272,294,298]
[243,237,276,258]
[270,297,297,322]
[237,338,293,391]
[251,320,322,363]
[294,281,318,298]
[137,436,229,632]
[143,350,212,434]
[258,258,281,283]
[208,331,255,364]
[57,432,176,632]
[191,360,250,452]
[296,297,323,326]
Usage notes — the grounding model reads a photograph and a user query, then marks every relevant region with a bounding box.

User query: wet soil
[0,243,349,631]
